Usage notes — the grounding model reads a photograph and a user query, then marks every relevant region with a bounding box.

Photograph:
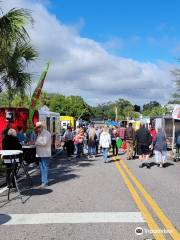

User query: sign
[172,105,180,119]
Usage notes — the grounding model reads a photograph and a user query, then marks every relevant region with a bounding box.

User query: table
[0,150,28,203]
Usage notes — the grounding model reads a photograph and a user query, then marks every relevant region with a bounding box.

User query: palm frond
[0,8,33,48]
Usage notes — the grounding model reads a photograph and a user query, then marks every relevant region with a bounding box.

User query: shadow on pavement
[149,162,175,168]
[163,162,174,168]
[22,188,53,196]
[149,162,158,167]
[30,152,98,188]
[0,214,11,225]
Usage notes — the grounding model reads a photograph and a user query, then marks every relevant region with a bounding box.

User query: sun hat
[8,128,17,136]
[35,121,43,129]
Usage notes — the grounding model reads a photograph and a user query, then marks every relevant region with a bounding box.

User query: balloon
[116,138,122,148]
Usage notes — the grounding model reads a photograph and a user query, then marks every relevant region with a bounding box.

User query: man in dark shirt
[136,123,152,168]
[125,123,135,160]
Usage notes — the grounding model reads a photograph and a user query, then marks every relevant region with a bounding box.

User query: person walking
[111,127,118,156]
[95,126,101,154]
[117,123,126,140]
[63,126,74,159]
[35,122,51,188]
[125,123,135,160]
[154,128,167,168]
[136,123,152,169]
[87,124,97,159]
[99,126,111,163]
[74,128,84,158]
[149,124,156,157]
[175,129,180,159]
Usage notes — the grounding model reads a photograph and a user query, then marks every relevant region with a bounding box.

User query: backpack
[176,135,180,145]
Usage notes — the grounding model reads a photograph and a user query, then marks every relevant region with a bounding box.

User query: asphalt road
[0,151,180,240]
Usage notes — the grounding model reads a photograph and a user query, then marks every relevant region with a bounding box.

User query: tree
[0,91,30,107]
[1,42,38,104]
[116,98,135,119]
[0,6,37,104]
[143,101,160,112]
[142,106,168,117]
[93,98,138,120]
[168,92,180,104]
[134,104,141,112]
[170,66,180,103]
[0,92,9,106]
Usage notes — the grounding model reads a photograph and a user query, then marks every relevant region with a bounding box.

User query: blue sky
[47,0,180,63]
[4,0,178,105]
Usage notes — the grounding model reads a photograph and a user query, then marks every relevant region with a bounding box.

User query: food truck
[0,107,38,149]
[60,116,75,129]
[0,106,60,150]
[39,105,60,150]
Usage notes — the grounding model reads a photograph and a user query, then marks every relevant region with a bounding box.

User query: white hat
[8,128,17,136]
[35,121,43,129]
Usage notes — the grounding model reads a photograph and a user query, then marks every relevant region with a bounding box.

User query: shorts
[138,144,150,155]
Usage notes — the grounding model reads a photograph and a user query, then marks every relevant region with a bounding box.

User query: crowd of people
[62,122,176,169]
[1,119,180,190]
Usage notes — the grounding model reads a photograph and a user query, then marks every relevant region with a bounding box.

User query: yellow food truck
[60,116,75,129]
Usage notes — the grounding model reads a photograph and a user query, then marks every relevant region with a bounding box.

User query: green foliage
[0,6,37,104]
[0,92,30,107]
[142,106,168,117]
[49,94,93,120]
[142,101,168,117]
[93,98,138,120]
[170,63,180,103]
[1,42,38,103]
[0,8,33,52]
[0,92,9,106]
[143,101,160,112]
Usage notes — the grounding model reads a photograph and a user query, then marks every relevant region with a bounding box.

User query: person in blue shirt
[17,126,26,144]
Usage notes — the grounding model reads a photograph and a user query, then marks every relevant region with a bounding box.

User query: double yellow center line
[113,157,180,240]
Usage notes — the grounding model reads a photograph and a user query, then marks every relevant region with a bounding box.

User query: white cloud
[1,0,176,106]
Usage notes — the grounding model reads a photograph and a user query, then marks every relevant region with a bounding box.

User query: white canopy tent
[172,105,180,150]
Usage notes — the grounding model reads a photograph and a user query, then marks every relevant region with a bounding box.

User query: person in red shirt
[149,124,156,157]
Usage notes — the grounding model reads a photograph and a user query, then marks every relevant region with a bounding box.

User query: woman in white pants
[154,128,167,168]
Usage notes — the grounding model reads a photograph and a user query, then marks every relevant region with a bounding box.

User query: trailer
[0,107,38,149]
[154,113,180,149]
[0,106,60,151]
[38,105,60,150]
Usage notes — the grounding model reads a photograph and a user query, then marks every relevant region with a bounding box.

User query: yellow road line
[114,159,165,240]
[119,159,180,240]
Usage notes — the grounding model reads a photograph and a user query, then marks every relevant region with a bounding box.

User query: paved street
[0,151,180,240]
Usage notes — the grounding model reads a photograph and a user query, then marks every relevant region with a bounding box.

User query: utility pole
[115,106,118,121]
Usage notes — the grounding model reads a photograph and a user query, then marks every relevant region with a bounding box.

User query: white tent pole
[172,118,175,151]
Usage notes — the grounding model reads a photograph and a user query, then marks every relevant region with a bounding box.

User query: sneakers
[38,183,48,189]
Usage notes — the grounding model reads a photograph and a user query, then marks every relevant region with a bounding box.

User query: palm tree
[1,41,38,105]
[0,8,33,49]
[0,6,38,104]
